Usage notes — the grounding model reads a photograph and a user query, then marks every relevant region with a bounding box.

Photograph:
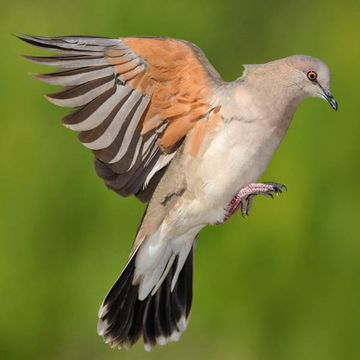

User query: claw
[242,201,248,217]
[240,200,246,217]
[221,182,287,222]
[245,200,250,216]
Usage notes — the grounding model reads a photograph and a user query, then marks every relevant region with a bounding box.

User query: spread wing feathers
[20,35,221,202]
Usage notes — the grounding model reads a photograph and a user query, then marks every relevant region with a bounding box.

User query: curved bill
[323,90,338,111]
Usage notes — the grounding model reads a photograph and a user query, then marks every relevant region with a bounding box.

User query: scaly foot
[239,182,287,216]
[218,182,287,224]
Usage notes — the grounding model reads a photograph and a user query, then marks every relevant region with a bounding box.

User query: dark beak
[323,90,338,111]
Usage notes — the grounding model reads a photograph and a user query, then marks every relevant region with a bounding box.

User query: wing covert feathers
[21,35,221,201]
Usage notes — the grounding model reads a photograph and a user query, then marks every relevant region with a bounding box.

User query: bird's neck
[233,73,306,128]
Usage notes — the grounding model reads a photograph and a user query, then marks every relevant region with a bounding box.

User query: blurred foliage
[0,0,359,359]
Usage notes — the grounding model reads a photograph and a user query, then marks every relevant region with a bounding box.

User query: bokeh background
[1,0,359,359]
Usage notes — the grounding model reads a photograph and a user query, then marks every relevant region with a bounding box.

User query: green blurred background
[1,0,359,359]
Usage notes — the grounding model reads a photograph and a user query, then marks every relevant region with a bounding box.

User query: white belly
[185,119,285,224]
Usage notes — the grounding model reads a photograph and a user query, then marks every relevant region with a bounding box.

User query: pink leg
[217,182,287,224]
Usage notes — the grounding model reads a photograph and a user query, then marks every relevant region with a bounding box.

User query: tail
[97,244,194,350]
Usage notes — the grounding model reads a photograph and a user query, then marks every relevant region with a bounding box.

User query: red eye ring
[307,70,318,81]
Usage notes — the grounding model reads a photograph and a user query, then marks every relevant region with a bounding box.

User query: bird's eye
[307,70,318,81]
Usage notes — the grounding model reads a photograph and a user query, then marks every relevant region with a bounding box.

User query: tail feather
[125,298,146,347]
[97,245,194,350]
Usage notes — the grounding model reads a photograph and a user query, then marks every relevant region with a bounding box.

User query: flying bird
[20,34,337,351]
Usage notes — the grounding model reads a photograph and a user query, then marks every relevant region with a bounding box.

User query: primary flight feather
[20,34,337,351]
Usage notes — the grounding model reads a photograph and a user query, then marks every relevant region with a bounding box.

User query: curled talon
[219,182,287,223]
[240,200,247,217]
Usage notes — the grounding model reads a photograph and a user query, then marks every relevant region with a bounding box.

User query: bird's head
[243,55,338,112]
[282,55,338,111]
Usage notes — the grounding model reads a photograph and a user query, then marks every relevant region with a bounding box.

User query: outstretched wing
[20,35,223,202]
